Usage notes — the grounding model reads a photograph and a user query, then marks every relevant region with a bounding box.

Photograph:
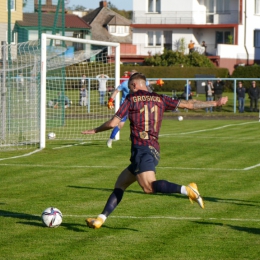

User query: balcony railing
[132,10,239,25]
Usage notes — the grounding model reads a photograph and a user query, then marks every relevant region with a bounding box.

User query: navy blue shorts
[127,145,160,175]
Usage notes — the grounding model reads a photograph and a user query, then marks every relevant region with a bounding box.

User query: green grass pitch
[0,117,260,259]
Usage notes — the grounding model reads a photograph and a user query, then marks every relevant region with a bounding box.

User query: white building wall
[133,0,260,66]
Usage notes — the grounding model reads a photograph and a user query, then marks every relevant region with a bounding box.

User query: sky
[68,0,133,11]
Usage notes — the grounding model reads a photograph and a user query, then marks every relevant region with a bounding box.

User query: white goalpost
[0,34,120,151]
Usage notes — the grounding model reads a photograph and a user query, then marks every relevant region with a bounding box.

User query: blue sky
[68,0,133,11]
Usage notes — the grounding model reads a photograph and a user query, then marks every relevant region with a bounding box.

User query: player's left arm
[82,116,121,135]
[178,96,228,110]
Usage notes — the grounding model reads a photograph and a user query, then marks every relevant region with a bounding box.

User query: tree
[70,5,86,11]
[108,1,117,10]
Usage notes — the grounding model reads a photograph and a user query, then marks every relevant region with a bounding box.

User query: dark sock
[101,188,124,217]
[152,180,181,194]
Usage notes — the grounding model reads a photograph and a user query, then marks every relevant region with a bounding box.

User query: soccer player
[106,70,157,148]
[82,72,228,229]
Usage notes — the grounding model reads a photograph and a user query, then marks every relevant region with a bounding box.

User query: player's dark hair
[128,72,146,88]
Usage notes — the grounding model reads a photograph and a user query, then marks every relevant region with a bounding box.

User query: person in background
[248,81,260,112]
[96,74,109,105]
[236,81,246,113]
[213,78,224,111]
[205,80,214,113]
[82,72,228,229]
[188,40,195,54]
[183,81,192,100]
[79,74,87,106]
[79,87,87,106]
[79,74,86,88]
[201,41,207,55]
[120,71,129,84]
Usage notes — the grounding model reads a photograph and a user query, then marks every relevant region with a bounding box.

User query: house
[14,13,91,50]
[0,0,23,45]
[82,1,137,63]
[131,0,260,73]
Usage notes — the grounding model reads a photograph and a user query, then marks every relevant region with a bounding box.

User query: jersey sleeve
[115,96,130,119]
[162,95,180,111]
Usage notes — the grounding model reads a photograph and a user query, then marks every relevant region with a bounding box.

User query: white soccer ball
[41,207,63,228]
[48,132,56,140]
[178,116,183,121]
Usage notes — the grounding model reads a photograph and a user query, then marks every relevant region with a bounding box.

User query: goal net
[0,34,120,151]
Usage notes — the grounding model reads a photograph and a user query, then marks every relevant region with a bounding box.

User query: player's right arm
[82,115,121,135]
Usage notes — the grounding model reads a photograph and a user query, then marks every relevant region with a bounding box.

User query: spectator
[205,80,214,113]
[213,78,224,111]
[248,81,260,112]
[182,81,192,100]
[201,41,207,55]
[79,74,87,88]
[96,74,109,105]
[78,74,87,105]
[188,40,195,54]
[236,82,246,113]
[120,71,129,84]
[79,87,87,106]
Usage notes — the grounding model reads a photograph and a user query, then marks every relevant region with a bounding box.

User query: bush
[144,49,214,68]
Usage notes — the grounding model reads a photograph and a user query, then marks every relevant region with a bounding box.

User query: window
[254,30,260,47]
[256,0,260,14]
[215,31,232,46]
[109,25,129,35]
[205,0,230,14]
[109,26,116,33]
[7,0,16,11]
[148,0,160,13]
[147,31,162,46]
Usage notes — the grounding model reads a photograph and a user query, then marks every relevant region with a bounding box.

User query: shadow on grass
[193,221,260,235]
[68,186,259,207]
[202,196,259,207]
[0,209,139,232]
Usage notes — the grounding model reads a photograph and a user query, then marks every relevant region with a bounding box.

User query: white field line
[0,149,42,161]
[243,164,260,170]
[0,163,243,171]
[53,142,92,149]
[159,121,258,137]
[0,213,259,222]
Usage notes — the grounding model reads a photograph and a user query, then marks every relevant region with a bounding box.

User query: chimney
[99,1,107,8]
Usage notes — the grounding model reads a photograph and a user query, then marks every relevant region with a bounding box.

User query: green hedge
[120,65,229,92]
[231,64,260,88]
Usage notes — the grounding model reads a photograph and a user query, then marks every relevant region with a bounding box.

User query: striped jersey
[115,90,180,151]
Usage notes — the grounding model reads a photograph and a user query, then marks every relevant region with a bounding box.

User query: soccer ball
[48,132,56,140]
[41,207,63,228]
[178,116,183,121]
